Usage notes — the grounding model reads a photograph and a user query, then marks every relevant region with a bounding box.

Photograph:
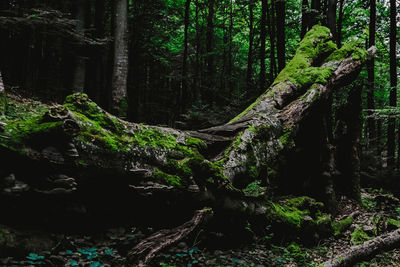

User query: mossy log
[0,26,374,248]
[323,228,400,267]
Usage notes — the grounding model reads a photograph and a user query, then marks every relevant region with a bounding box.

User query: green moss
[286,196,324,211]
[387,218,400,228]
[331,217,354,236]
[269,202,308,228]
[243,180,265,197]
[152,170,182,187]
[286,242,307,265]
[1,115,63,151]
[279,129,295,148]
[325,40,367,63]
[185,136,207,150]
[229,96,264,123]
[351,227,370,244]
[273,26,336,87]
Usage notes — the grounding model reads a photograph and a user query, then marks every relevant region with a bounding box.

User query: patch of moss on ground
[332,217,354,236]
[351,227,370,244]
[269,202,308,228]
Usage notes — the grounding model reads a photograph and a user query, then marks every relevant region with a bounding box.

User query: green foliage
[331,217,354,236]
[243,180,264,197]
[269,202,308,228]
[286,242,307,265]
[325,40,367,62]
[351,227,370,245]
[273,25,336,87]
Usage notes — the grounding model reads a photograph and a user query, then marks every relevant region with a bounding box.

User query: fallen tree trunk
[323,228,400,267]
[0,26,374,241]
[128,208,213,267]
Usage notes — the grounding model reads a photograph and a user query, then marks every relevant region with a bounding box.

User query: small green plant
[351,227,370,244]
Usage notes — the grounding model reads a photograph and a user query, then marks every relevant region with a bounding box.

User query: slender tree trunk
[179,0,191,114]
[301,0,309,39]
[367,0,376,150]
[259,0,267,93]
[267,0,277,83]
[205,0,215,104]
[111,0,129,118]
[388,0,397,166]
[194,0,201,102]
[246,2,255,96]
[72,0,87,93]
[327,0,337,42]
[275,0,286,72]
[93,0,106,104]
[228,0,233,94]
[336,0,344,47]
[311,0,322,27]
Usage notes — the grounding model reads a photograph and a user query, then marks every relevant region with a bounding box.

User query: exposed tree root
[127,208,213,267]
[323,228,400,267]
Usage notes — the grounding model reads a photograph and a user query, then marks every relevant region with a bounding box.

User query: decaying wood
[323,228,400,267]
[127,208,213,267]
[0,71,4,94]
[0,27,375,243]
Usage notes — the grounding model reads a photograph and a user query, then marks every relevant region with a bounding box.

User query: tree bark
[179,0,191,114]
[259,0,267,93]
[336,0,344,47]
[367,0,376,151]
[311,0,322,27]
[205,0,215,104]
[0,26,374,238]
[111,0,129,118]
[72,0,88,93]
[246,2,255,95]
[323,228,400,267]
[267,0,277,84]
[301,0,309,39]
[275,0,286,72]
[327,0,337,42]
[388,0,397,167]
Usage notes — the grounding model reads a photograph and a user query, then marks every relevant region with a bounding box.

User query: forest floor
[2,188,400,266]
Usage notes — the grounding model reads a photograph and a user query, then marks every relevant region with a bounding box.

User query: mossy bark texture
[0,26,373,239]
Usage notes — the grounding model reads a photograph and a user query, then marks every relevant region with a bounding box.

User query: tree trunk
[72,0,87,93]
[267,0,277,84]
[205,0,215,104]
[0,27,374,249]
[388,0,397,167]
[179,0,191,115]
[367,0,376,150]
[194,0,201,102]
[301,0,309,39]
[275,0,286,72]
[323,228,400,267]
[310,0,322,27]
[336,0,344,47]
[246,2,255,96]
[111,0,129,118]
[327,0,337,42]
[259,0,267,93]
